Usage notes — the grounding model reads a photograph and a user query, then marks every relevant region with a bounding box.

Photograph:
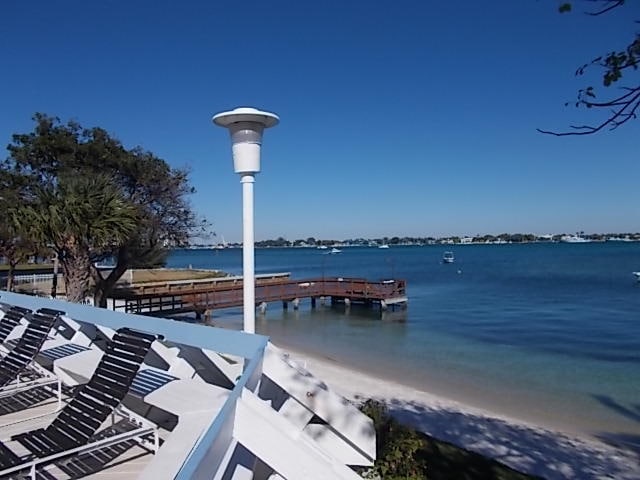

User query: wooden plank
[115,277,407,316]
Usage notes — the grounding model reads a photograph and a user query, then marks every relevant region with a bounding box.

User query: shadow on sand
[592,394,640,456]
[359,396,640,480]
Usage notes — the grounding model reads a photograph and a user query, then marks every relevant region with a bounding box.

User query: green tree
[0,170,37,291]
[4,114,201,305]
[540,1,639,135]
[15,175,138,302]
[0,225,36,292]
[89,146,202,307]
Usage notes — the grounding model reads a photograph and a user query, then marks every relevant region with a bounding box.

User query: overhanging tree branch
[540,1,638,136]
[538,85,640,135]
[584,0,625,16]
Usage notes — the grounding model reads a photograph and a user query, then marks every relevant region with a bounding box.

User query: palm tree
[14,174,138,303]
[6,114,200,305]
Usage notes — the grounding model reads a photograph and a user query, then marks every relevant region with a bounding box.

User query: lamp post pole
[212,107,279,334]
[241,173,255,330]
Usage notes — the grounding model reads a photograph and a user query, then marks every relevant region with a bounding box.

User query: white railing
[10,273,63,286]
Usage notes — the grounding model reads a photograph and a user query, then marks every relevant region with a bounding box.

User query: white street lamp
[212,107,279,334]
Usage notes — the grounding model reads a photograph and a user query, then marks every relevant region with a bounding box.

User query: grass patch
[359,399,540,480]
[132,268,227,284]
[2,267,228,295]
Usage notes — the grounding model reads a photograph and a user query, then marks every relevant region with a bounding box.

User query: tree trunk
[6,263,15,292]
[61,248,92,303]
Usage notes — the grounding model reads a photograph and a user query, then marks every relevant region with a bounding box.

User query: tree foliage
[3,113,203,305]
[539,0,639,135]
[14,175,138,302]
[0,170,39,291]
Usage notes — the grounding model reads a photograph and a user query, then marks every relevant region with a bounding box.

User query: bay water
[167,243,640,440]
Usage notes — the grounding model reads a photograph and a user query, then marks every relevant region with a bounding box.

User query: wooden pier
[111,276,407,317]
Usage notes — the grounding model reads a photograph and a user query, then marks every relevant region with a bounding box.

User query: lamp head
[212,107,279,174]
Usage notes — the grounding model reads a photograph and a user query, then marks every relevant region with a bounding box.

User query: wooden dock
[111,276,407,317]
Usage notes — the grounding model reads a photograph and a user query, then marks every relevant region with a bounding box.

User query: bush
[360,399,427,479]
[358,399,540,480]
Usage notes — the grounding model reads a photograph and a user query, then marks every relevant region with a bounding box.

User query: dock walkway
[111,276,407,317]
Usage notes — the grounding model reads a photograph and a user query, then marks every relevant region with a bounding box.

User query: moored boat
[560,233,592,243]
[442,251,455,264]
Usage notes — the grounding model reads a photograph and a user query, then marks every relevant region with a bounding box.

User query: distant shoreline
[185,238,640,249]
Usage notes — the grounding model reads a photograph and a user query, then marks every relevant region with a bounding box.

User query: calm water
[167,243,640,438]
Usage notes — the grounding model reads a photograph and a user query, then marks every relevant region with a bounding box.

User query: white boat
[213,235,228,249]
[329,247,342,254]
[560,234,592,243]
[378,244,390,249]
[442,251,455,264]
[317,245,328,250]
[633,272,640,282]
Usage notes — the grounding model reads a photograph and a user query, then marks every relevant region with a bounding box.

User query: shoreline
[266,330,638,440]
[272,340,640,480]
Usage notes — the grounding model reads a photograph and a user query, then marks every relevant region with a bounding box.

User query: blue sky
[1,0,637,242]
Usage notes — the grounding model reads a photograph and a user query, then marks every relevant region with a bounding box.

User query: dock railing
[113,277,407,315]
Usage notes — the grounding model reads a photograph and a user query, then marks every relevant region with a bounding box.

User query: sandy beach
[275,342,640,480]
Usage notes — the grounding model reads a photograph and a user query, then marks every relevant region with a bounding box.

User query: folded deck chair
[0,310,60,388]
[0,328,160,473]
[0,305,32,346]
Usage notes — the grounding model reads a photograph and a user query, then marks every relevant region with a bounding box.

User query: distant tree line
[252,232,640,248]
[0,114,206,306]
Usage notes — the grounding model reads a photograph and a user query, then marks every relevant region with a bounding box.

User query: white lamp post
[212,107,279,334]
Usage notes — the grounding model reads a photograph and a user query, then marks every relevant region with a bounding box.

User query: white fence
[11,273,62,286]
[2,274,97,305]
